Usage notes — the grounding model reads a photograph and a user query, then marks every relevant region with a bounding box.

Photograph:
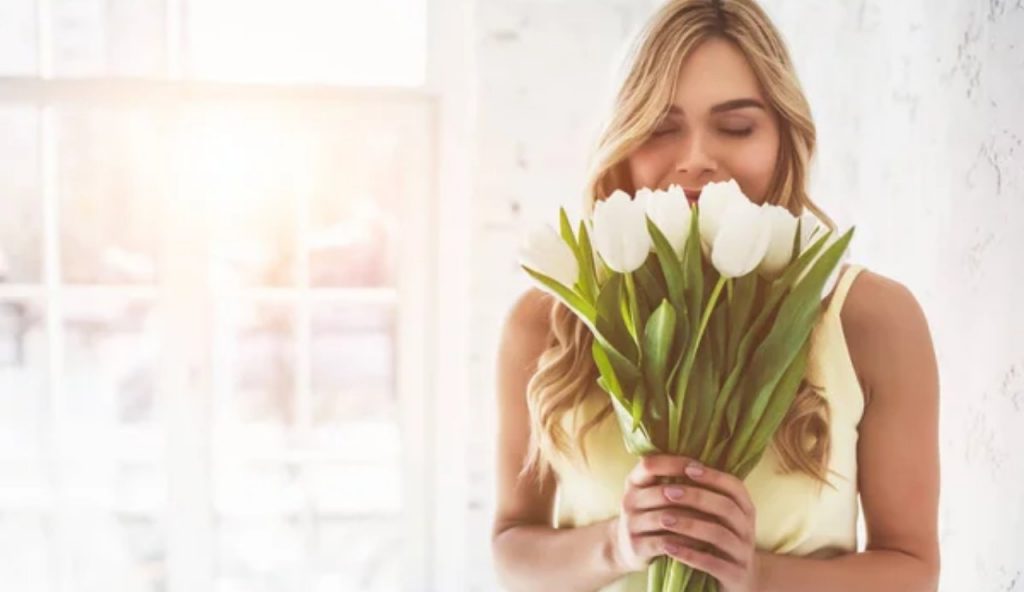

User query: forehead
[671,37,764,114]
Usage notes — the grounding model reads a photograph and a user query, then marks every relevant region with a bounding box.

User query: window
[0,2,433,591]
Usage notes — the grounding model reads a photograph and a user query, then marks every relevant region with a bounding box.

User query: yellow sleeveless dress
[547,264,867,592]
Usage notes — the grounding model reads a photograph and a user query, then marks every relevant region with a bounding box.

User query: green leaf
[591,331,642,397]
[558,207,578,253]
[607,384,659,456]
[596,273,638,363]
[522,265,595,323]
[524,264,643,395]
[630,380,648,431]
[642,299,677,388]
[711,228,843,445]
[591,340,628,408]
[724,227,855,465]
[642,299,676,427]
[576,218,599,302]
[635,261,667,308]
[729,335,813,469]
[682,338,717,459]
[725,273,758,370]
[632,263,654,331]
[646,217,687,315]
[683,208,704,332]
[618,273,640,346]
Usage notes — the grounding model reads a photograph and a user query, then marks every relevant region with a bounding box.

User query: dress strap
[825,263,866,318]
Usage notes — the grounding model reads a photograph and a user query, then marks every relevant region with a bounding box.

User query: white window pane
[312,517,402,592]
[187,0,426,86]
[62,299,159,446]
[0,300,45,459]
[58,107,165,284]
[50,0,166,77]
[64,513,164,591]
[0,514,52,592]
[307,105,425,289]
[177,105,301,287]
[214,515,305,592]
[0,107,42,284]
[214,464,302,516]
[0,0,37,76]
[216,303,295,428]
[306,463,401,515]
[310,303,396,430]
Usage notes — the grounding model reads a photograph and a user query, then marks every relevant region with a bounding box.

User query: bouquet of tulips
[517,180,854,592]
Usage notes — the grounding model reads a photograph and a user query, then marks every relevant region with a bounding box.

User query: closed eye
[650,127,753,138]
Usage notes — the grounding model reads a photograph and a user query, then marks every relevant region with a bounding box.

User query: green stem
[647,556,666,591]
[623,271,641,347]
[663,558,693,592]
[668,275,728,452]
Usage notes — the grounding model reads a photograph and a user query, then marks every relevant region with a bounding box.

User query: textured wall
[468,1,1024,590]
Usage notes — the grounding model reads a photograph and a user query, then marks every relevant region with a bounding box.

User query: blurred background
[0,1,1021,591]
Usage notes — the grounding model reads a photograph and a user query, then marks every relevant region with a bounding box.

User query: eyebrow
[666,98,766,116]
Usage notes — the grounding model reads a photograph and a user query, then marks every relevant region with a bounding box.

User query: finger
[664,539,744,590]
[633,509,748,565]
[681,460,756,518]
[626,454,696,488]
[632,531,699,563]
[630,483,752,541]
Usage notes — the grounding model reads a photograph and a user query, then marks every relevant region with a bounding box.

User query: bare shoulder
[499,287,555,358]
[492,288,558,537]
[493,286,552,401]
[840,266,938,409]
[504,287,555,331]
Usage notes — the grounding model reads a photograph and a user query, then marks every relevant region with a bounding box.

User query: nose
[674,130,717,180]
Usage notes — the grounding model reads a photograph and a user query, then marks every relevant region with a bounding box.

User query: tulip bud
[591,189,652,273]
[698,179,749,259]
[644,185,691,259]
[757,204,800,279]
[518,223,579,290]
[710,197,773,279]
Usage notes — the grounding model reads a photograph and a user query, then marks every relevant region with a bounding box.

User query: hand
[607,454,761,592]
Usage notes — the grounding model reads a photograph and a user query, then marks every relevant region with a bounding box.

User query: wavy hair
[521,0,842,493]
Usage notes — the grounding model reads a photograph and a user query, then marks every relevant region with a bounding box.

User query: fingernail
[685,462,704,478]
[664,486,684,501]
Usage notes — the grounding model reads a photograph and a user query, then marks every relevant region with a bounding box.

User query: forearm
[756,548,939,592]
[492,518,626,592]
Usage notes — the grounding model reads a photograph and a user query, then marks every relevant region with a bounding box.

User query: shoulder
[505,287,555,328]
[840,266,938,409]
[497,287,555,372]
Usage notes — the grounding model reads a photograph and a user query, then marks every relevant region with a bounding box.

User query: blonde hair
[522,0,841,492]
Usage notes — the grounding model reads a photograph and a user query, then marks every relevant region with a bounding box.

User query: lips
[683,188,702,203]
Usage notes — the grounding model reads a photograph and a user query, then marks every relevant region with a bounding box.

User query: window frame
[0,0,465,589]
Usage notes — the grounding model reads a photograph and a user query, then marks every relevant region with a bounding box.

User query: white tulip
[795,213,851,301]
[591,189,652,273]
[798,212,828,251]
[518,223,579,290]
[697,179,749,258]
[583,217,610,285]
[710,196,773,278]
[644,184,691,258]
[757,204,800,279]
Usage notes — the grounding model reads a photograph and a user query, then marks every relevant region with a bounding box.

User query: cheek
[725,137,778,193]
[627,143,677,188]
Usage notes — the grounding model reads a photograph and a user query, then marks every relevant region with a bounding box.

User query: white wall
[465,1,1024,590]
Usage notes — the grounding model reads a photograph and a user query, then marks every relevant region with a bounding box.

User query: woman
[491,1,941,591]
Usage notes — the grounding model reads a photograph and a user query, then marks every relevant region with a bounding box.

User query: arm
[490,289,627,591]
[756,272,941,592]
